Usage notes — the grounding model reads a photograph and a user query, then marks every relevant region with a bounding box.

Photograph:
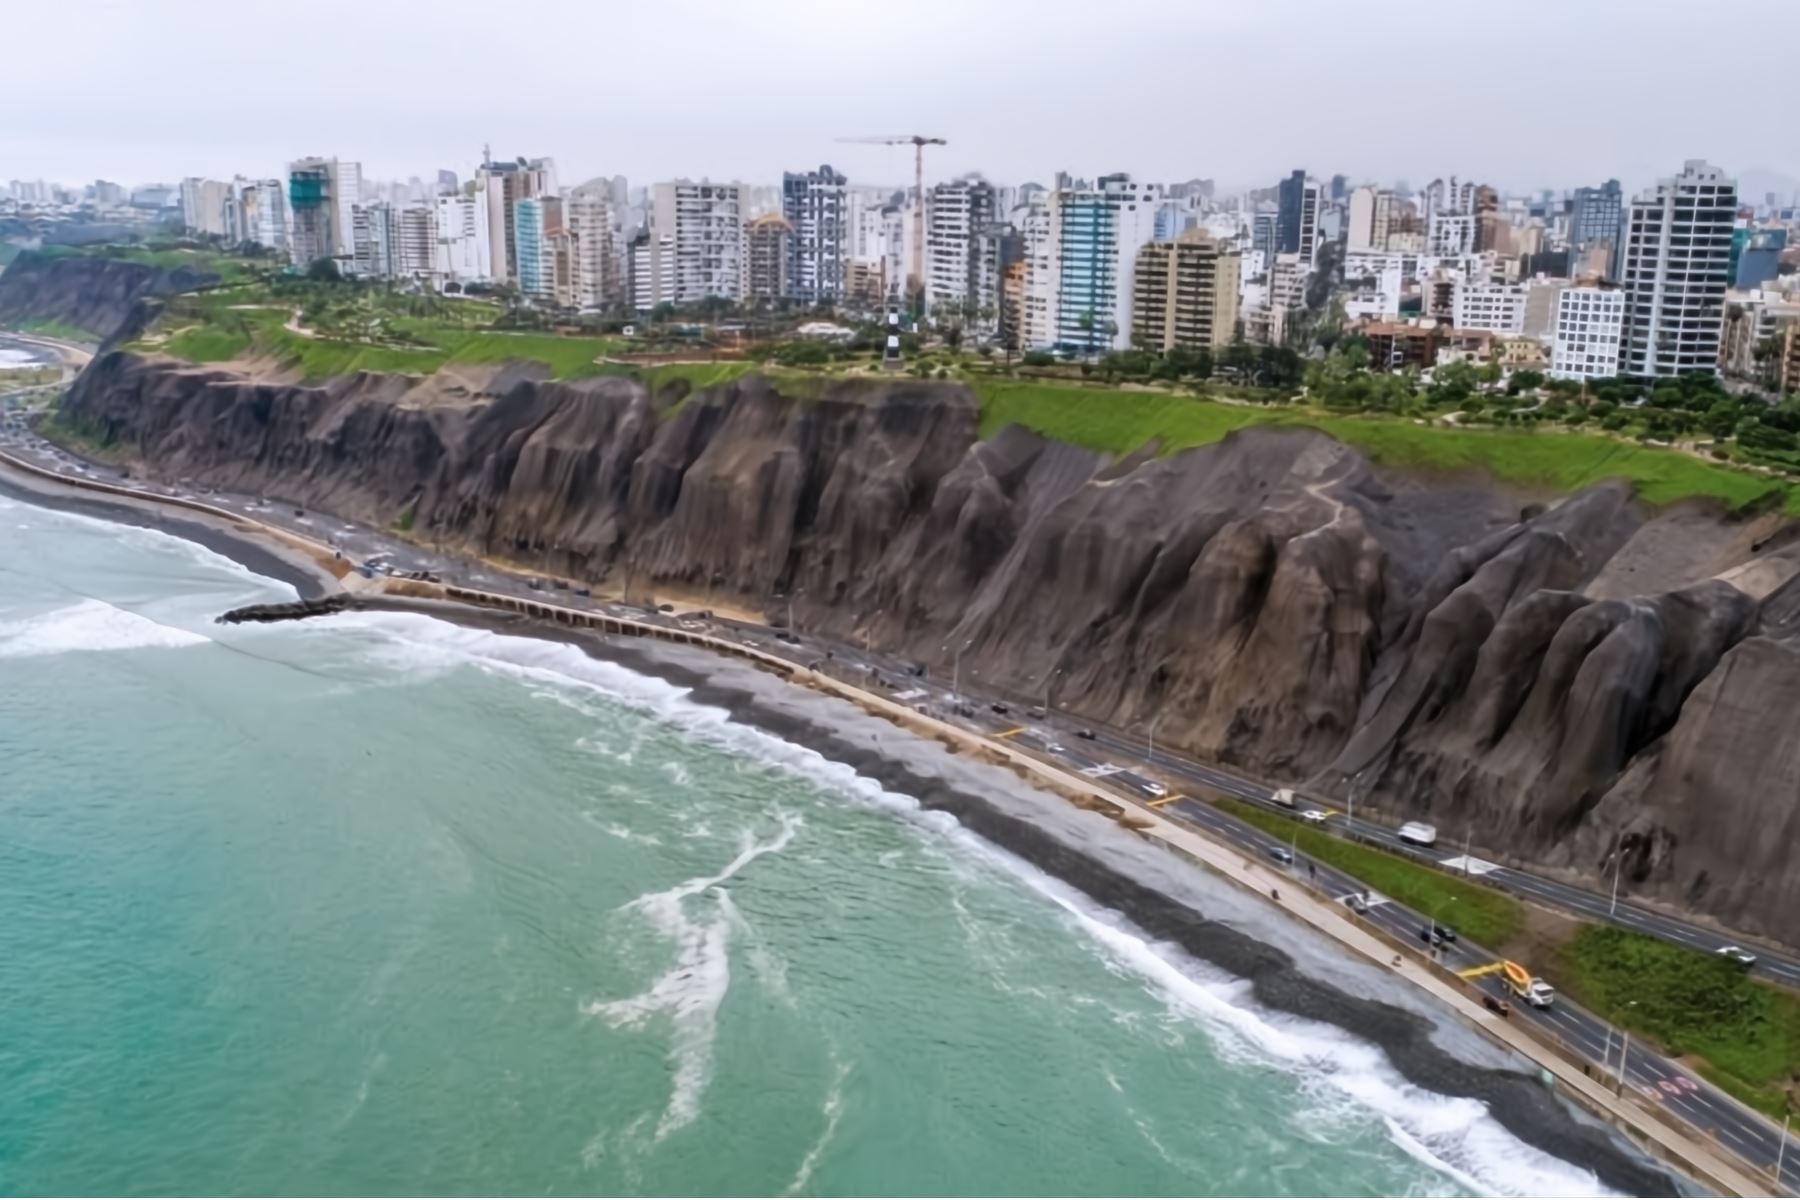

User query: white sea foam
[784,1052,851,1196]
[969,844,1617,1198]
[315,607,1621,1196]
[0,598,209,659]
[582,815,800,1144]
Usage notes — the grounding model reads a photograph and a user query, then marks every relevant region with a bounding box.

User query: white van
[1398,821,1438,847]
[1273,788,1298,808]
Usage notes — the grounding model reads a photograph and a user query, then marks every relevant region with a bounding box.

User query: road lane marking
[993,727,1025,739]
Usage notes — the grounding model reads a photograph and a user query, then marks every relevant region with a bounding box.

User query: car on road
[1043,741,1065,754]
[1717,945,1759,967]
[1265,846,1295,866]
[989,702,1009,715]
[1300,808,1328,824]
[1027,705,1047,719]
[1141,781,1168,799]
[1398,821,1439,847]
[953,702,976,718]
[1482,994,1512,1018]
[1344,892,1372,913]
[1417,925,1456,949]
[1074,728,1096,740]
[1428,922,1457,943]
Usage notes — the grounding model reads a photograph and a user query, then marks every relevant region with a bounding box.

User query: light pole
[1147,715,1164,767]
[1615,1001,1638,1096]
[1609,836,1627,916]
[1776,1113,1791,1185]
[947,637,972,703]
[865,609,881,655]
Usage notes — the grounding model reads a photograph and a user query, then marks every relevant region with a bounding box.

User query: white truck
[1398,821,1438,847]
[1274,788,1298,808]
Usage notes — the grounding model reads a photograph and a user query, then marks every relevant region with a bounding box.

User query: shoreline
[345,595,1680,1197]
[0,459,1718,1195]
[0,458,337,601]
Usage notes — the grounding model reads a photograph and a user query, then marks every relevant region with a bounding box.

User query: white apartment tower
[1551,286,1627,380]
[926,177,998,321]
[395,205,437,281]
[1451,281,1533,335]
[1015,192,1057,350]
[781,164,847,303]
[434,194,492,285]
[650,180,748,305]
[566,183,618,310]
[1617,160,1736,377]
[1346,186,1393,253]
[1049,174,1163,354]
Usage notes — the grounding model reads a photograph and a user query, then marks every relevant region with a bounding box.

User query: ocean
[0,492,1615,1197]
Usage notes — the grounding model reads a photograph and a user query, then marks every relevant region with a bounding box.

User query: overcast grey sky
[6,0,1795,197]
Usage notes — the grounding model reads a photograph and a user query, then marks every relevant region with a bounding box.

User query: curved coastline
[0,458,1685,1195]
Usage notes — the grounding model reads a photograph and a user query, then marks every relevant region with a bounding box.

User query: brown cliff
[57,350,1800,945]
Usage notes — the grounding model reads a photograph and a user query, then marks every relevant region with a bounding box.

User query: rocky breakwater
[0,252,218,344]
[59,351,1800,942]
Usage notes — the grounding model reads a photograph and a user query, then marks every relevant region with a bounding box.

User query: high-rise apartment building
[781,164,847,303]
[351,203,395,278]
[434,195,492,284]
[565,183,618,310]
[1275,170,1314,256]
[477,156,558,284]
[180,178,233,238]
[232,178,288,251]
[1451,281,1533,335]
[1014,192,1057,350]
[649,181,748,305]
[1550,285,1626,380]
[395,205,436,281]
[287,157,356,268]
[628,230,675,312]
[1129,230,1242,353]
[1568,179,1624,255]
[1050,174,1163,354]
[513,198,557,299]
[1346,186,1393,253]
[926,177,999,322]
[746,214,793,303]
[1617,160,1736,377]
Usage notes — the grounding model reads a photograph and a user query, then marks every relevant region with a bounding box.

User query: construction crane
[837,135,946,314]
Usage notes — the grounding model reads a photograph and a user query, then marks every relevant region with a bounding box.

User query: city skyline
[6,0,1797,196]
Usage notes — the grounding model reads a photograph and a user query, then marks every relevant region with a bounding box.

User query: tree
[1076,309,1096,359]
[305,257,342,283]
[943,324,964,351]
[1506,369,1546,396]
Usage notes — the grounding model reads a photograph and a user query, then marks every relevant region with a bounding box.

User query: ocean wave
[0,598,210,659]
[309,607,1617,1195]
[966,842,1616,1198]
[581,815,801,1145]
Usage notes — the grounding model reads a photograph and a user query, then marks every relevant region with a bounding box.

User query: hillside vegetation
[969,377,1798,514]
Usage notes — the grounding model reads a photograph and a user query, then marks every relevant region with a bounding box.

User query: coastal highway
[4,417,1796,1190]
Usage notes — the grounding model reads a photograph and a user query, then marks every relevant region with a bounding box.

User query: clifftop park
[10,242,1800,1127]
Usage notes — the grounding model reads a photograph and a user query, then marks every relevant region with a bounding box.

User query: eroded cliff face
[0,252,216,342]
[59,352,1800,943]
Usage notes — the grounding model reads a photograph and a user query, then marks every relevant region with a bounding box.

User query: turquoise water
[0,495,1609,1196]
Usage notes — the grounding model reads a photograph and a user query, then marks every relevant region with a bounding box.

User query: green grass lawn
[973,378,1276,451]
[1555,925,1800,1118]
[162,324,253,362]
[972,378,1796,514]
[1211,797,1523,946]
